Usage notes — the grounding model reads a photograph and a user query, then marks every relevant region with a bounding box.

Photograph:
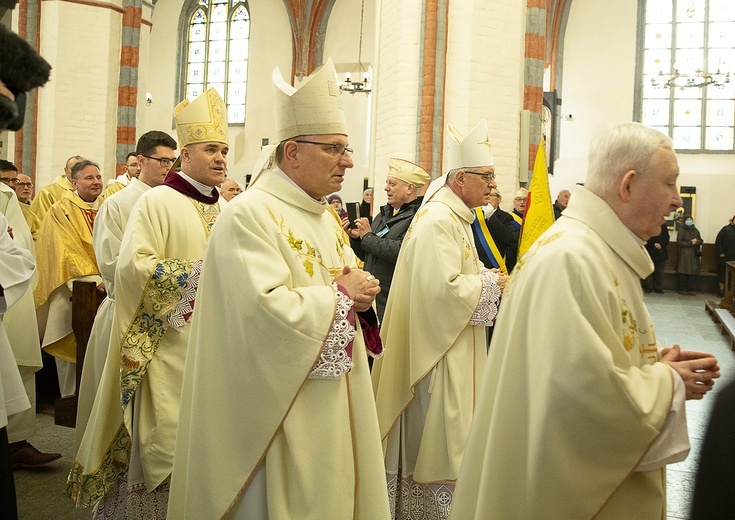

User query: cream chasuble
[0,213,34,428]
[450,187,676,520]
[0,184,41,370]
[372,185,499,520]
[74,178,151,451]
[34,191,101,363]
[30,174,73,221]
[168,170,390,519]
[67,184,220,507]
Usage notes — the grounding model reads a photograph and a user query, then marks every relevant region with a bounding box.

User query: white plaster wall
[36,1,122,186]
[556,0,735,240]
[371,0,424,211]
[445,0,526,212]
[324,0,375,205]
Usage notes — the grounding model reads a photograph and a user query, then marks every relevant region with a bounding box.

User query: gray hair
[70,159,100,180]
[585,123,673,197]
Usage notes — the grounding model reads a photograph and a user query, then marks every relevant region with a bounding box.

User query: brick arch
[282,0,337,80]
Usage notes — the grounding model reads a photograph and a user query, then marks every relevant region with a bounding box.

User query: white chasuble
[372,185,500,520]
[74,177,151,451]
[450,187,678,520]
[168,170,390,520]
[67,184,220,507]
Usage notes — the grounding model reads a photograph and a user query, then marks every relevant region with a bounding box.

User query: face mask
[685,220,693,227]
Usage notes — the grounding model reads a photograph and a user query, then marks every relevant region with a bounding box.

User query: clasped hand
[334,266,380,312]
[661,345,720,400]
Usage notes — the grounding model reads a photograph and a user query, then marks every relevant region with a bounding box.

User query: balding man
[30,155,84,221]
[452,122,720,519]
[373,120,506,520]
[553,188,571,219]
[219,178,242,201]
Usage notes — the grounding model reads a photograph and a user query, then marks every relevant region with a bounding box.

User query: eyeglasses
[140,155,176,168]
[17,182,34,188]
[0,177,19,185]
[293,140,354,157]
[464,170,496,184]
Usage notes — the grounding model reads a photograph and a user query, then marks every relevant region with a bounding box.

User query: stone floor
[645,291,735,519]
[9,290,734,519]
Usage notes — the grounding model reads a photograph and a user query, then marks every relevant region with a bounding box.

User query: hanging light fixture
[651,69,730,90]
[339,0,372,94]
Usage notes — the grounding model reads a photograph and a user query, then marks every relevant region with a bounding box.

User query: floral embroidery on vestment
[308,284,356,379]
[188,199,220,236]
[168,259,202,331]
[65,424,131,507]
[120,259,193,407]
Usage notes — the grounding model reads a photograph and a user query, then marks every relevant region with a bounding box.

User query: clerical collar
[164,171,219,204]
[273,167,328,205]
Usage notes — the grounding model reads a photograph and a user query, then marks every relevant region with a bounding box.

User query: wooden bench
[707,262,735,351]
[54,281,106,428]
[662,242,719,293]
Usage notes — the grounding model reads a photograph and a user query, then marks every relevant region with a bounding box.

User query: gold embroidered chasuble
[66,184,220,507]
[168,170,390,519]
[371,185,490,519]
[34,191,101,362]
[450,187,675,520]
[30,174,74,222]
[19,203,40,241]
[103,178,126,198]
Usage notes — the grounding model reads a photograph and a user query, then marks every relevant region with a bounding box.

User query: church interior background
[1,0,734,241]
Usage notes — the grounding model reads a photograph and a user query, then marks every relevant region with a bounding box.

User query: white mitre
[174,87,229,147]
[272,57,347,142]
[445,119,495,170]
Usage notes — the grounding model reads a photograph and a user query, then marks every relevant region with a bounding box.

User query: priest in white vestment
[66,88,228,518]
[371,120,506,520]
[1,212,34,511]
[450,123,721,520]
[1,182,60,467]
[74,130,178,452]
[168,58,389,520]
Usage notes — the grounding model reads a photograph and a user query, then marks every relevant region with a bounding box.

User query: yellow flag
[518,136,554,258]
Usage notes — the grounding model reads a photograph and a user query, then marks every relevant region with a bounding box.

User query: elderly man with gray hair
[451,122,721,519]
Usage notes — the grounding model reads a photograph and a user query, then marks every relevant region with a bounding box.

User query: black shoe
[654,289,664,294]
[9,441,62,469]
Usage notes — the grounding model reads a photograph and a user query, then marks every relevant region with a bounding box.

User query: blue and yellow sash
[510,210,522,230]
[472,208,508,274]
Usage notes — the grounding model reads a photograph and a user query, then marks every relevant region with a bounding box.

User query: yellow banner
[518,136,555,258]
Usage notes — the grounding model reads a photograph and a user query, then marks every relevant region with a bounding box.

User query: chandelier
[339,0,372,94]
[651,69,730,90]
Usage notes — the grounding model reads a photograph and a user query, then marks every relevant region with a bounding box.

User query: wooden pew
[54,281,106,427]
[663,242,719,293]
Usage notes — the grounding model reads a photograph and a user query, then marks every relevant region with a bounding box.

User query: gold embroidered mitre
[272,57,347,142]
[174,87,229,147]
[445,119,495,170]
[387,159,431,188]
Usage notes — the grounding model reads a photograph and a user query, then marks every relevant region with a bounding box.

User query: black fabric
[0,427,18,519]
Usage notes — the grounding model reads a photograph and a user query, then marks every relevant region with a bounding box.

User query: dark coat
[677,225,703,274]
[715,223,735,262]
[503,209,523,273]
[645,223,670,263]
[472,208,514,270]
[350,197,422,323]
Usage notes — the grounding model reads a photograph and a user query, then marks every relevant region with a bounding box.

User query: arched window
[182,0,250,124]
[638,0,735,151]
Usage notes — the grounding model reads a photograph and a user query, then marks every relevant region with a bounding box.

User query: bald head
[220,178,242,201]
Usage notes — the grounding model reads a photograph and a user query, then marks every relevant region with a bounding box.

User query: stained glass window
[639,0,735,151]
[184,0,250,124]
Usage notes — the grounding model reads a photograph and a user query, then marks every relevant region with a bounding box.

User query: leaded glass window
[184,0,250,124]
[639,0,735,151]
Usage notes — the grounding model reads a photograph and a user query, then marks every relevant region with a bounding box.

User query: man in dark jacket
[348,159,430,324]
[472,188,513,272]
[643,222,670,293]
[715,214,735,298]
